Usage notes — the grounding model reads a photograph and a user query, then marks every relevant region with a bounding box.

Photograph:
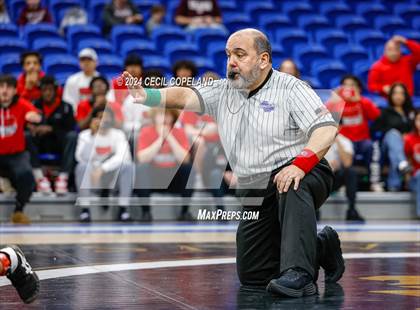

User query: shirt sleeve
[288,80,337,137]
[191,79,224,118]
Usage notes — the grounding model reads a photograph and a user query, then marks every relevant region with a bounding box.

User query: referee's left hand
[274,165,305,193]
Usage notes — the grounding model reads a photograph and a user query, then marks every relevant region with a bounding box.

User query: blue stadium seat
[391,29,420,42]
[0,38,26,54]
[356,3,388,22]
[54,72,72,86]
[352,59,372,86]
[224,13,252,33]
[0,54,21,76]
[281,2,313,23]
[374,16,409,34]
[9,0,25,22]
[132,0,161,14]
[192,28,228,51]
[271,44,287,68]
[335,15,369,32]
[110,25,146,49]
[319,3,351,22]
[276,28,308,53]
[301,75,322,89]
[413,16,420,30]
[244,2,274,22]
[143,56,171,75]
[151,25,187,51]
[164,43,199,63]
[97,55,123,80]
[394,3,420,23]
[43,54,79,76]
[311,59,347,89]
[33,38,68,56]
[297,14,330,33]
[23,23,60,45]
[66,24,102,53]
[78,38,113,56]
[120,40,157,58]
[354,30,386,52]
[88,0,107,26]
[258,14,291,39]
[294,44,329,68]
[315,29,348,51]
[50,0,81,25]
[333,43,369,72]
[207,41,226,74]
[0,24,18,37]
[188,56,215,75]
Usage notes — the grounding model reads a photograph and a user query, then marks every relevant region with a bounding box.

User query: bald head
[229,29,272,63]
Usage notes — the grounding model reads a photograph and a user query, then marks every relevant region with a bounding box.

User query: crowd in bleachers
[0,0,420,224]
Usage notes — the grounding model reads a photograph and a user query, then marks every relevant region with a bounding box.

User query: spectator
[0,75,41,224]
[102,0,143,36]
[146,4,166,35]
[368,35,420,97]
[76,76,123,130]
[372,83,415,191]
[135,108,193,222]
[18,0,52,25]
[59,6,88,35]
[16,51,45,102]
[175,0,224,30]
[325,134,364,222]
[63,48,99,111]
[326,75,381,190]
[278,59,300,78]
[404,110,420,218]
[28,76,77,194]
[108,54,143,106]
[75,107,133,222]
[0,0,11,23]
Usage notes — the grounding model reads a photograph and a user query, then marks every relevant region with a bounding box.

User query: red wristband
[292,149,319,174]
[0,253,10,276]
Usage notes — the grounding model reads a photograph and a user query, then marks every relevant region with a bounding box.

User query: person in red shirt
[76,76,123,130]
[175,0,224,30]
[109,54,143,106]
[135,108,193,221]
[16,52,45,102]
[368,35,420,97]
[17,0,52,25]
[404,110,420,218]
[326,75,381,188]
[0,75,41,224]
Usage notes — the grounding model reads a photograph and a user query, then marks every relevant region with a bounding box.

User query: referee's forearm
[306,126,338,159]
[160,87,202,112]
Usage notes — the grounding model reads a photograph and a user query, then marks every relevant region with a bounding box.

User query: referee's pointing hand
[122,71,146,104]
[274,165,305,193]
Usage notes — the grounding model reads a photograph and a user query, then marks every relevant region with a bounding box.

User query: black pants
[236,159,334,286]
[25,130,78,173]
[135,163,194,214]
[0,151,35,211]
[333,167,357,209]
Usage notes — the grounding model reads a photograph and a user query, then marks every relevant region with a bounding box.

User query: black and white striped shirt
[193,69,337,178]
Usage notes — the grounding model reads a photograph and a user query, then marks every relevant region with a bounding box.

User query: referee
[124,28,345,297]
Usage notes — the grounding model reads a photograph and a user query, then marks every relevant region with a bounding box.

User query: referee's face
[225,34,262,90]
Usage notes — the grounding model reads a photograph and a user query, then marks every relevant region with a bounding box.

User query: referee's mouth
[228,71,240,80]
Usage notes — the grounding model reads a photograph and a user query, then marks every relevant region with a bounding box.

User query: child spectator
[75,107,133,222]
[404,110,420,218]
[0,75,41,224]
[372,83,415,191]
[17,51,45,102]
[175,0,224,30]
[146,4,165,35]
[63,48,99,111]
[0,0,10,23]
[76,76,123,130]
[102,0,143,36]
[368,36,420,97]
[326,75,381,191]
[135,108,193,221]
[29,76,77,194]
[278,59,300,78]
[18,0,52,25]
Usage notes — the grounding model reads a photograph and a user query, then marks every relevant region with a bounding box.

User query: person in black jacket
[28,76,77,194]
[372,83,415,190]
[102,0,143,35]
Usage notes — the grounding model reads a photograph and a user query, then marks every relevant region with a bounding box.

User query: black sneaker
[4,246,39,304]
[346,209,365,222]
[318,226,345,283]
[266,268,317,298]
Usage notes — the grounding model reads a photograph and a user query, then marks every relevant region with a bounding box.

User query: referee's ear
[259,52,271,70]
